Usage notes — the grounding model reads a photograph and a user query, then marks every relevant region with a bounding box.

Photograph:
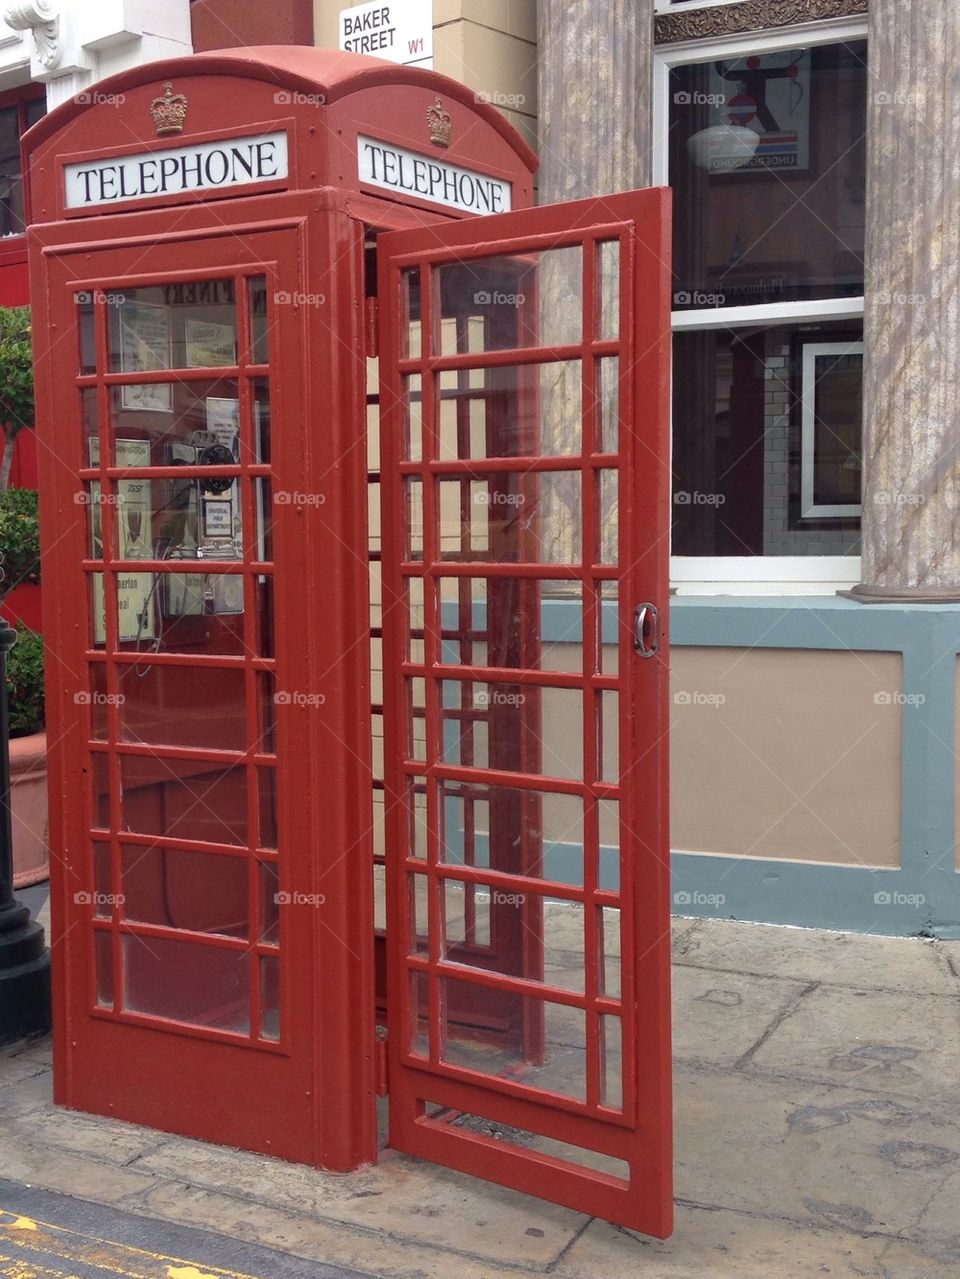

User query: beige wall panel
[671,647,902,867]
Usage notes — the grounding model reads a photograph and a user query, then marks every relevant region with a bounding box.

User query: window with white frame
[656,21,867,583]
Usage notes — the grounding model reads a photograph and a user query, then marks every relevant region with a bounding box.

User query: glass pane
[260,954,280,1041]
[248,275,269,364]
[252,377,271,464]
[93,570,268,657]
[409,872,429,955]
[437,472,581,564]
[441,680,583,781]
[408,778,429,859]
[402,268,422,358]
[123,933,250,1033]
[94,930,114,1008]
[438,576,581,672]
[258,767,277,849]
[441,977,586,1101]
[77,293,96,375]
[443,875,490,947]
[601,1015,623,1110]
[672,321,863,556]
[441,781,584,886]
[598,799,621,894]
[118,756,247,845]
[442,888,585,994]
[91,752,110,828]
[600,907,621,999]
[259,860,280,943]
[106,380,241,473]
[121,844,249,937]
[599,689,619,783]
[597,240,620,340]
[116,664,246,752]
[373,861,386,931]
[404,373,422,461]
[435,246,582,355]
[92,841,111,916]
[88,664,109,739]
[257,671,276,754]
[410,970,429,1056]
[669,42,867,308]
[81,386,100,453]
[597,357,618,453]
[808,347,863,509]
[108,281,238,374]
[598,470,618,564]
[404,478,423,559]
[0,104,28,236]
[437,361,583,459]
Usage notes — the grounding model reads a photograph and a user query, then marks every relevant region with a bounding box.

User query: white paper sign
[64,132,289,209]
[357,136,511,215]
[339,0,433,68]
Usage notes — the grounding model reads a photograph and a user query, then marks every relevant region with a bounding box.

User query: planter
[10,729,48,889]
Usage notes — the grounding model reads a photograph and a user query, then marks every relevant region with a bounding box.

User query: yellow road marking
[0,1211,265,1279]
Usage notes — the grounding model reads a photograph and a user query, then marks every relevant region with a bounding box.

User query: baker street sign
[64,131,289,209]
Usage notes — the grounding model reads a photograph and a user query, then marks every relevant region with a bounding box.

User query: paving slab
[2,1137,160,1206]
[913,1167,960,1265]
[0,1067,52,1117]
[7,1103,171,1167]
[749,984,960,1102]
[0,1048,50,1089]
[132,1140,586,1267]
[132,1177,557,1279]
[674,1064,959,1235]
[676,917,958,995]
[672,963,812,1068]
[554,1207,898,1279]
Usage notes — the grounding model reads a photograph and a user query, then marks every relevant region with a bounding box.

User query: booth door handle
[634,603,659,658]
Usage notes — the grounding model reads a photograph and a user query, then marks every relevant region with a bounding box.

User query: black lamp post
[0,618,50,1042]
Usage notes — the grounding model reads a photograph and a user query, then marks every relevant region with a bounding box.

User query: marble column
[534,1,655,563]
[536,0,654,202]
[853,1,960,600]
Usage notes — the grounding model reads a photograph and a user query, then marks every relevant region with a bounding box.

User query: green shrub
[6,623,43,737]
[0,487,40,591]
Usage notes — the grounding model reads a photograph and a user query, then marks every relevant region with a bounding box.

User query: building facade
[12,0,959,936]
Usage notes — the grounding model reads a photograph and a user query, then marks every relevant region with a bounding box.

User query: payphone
[25,47,672,1235]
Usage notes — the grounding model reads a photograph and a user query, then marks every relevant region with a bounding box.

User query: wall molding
[655,0,868,44]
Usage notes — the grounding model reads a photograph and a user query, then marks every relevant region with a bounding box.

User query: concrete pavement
[2,916,959,1278]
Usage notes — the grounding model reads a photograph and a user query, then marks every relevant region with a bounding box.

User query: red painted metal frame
[30,194,377,1169]
[378,189,673,1235]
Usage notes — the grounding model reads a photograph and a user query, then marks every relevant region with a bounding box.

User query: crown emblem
[426,97,452,148]
[150,82,188,136]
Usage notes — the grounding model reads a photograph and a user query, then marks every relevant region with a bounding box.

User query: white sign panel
[358,136,511,215]
[64,132,289,209]
[339,1,433,69]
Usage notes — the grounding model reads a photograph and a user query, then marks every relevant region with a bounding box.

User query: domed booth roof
[24,46,538,226]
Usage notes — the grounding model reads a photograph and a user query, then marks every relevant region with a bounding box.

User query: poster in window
[707,50,811,174]
[185,318,237,368]
[88,437,156,643]
[118,300,173,411]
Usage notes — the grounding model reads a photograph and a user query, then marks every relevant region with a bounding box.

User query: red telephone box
[24,47,673,1236]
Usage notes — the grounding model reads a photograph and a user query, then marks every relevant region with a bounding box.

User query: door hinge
[365,296,379,358]
[375,1026,389,1096]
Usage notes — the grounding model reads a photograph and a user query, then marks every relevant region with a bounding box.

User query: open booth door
[377,188,673,1236]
